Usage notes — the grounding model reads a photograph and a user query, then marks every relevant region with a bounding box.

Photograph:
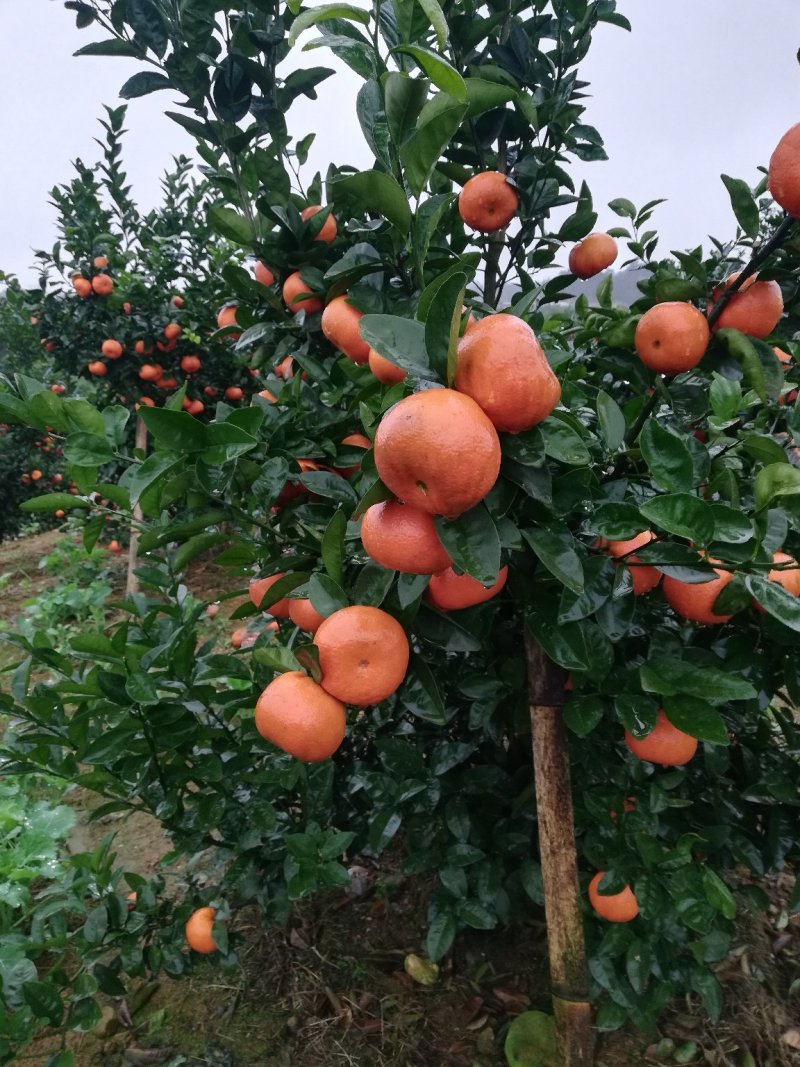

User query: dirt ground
[2,532,799,1067]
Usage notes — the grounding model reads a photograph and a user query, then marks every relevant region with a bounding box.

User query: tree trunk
[525,631,594,1067]
[125,417,147,596]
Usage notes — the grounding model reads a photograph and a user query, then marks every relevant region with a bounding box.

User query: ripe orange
[172,295,184,308]
[458,171,519,232]
[710,272,783,338]
[313,606,410,706]
[31,469,42,481]
[757,550,800,605]
[225,386,244,401]
[603,531,661,595]
[374,389,501,517]
[775,346,792,371]
[101,339,123,359]
[635,302,710,374]
[123,302,132,314]
[283,272,324,315]
[87,360,107,377]
[157,376,178,390]
[92,274,114,296]
[288,598,326,633]
[588,873,639,922]
[50,384,66,394]
[454,314,561,432]
[55,509,65,519]
[360,500,452,574]
[368,348,406,384]
[204,386,219,398]
[321,295,370,364]
[164,323,182,341]
[301,204,337,244]
[274,355,294,379]
[255,671,346,761]
[72,275,92,298]
[624,709,698,766]
[568,233,618,279]
[231,627,246,649]
[185,906,218,954]
[425,565,508,611]
[217,305,239,332]
[136,397,155,409]
[93,255,108,268]
[768,123,800,217]
[180,355,201,373]
[108,539,121,553]
[662,566,734,624]
[254,261,275,287]
[187,399,204,416]
[134,340,151,356]
[258,388,277,403]
[249,574,291,617]
[337,433,371,476]
[138,364,163,382]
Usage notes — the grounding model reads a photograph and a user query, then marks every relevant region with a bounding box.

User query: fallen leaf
[404,954,439,986]
[492,984,531,1014]
[782,1029,800,1049]
[461,995,485,1023]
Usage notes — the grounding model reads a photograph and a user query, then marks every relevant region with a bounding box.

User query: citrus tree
[1,1,800,1063]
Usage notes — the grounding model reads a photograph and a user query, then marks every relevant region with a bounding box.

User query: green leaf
[522,527,584,594]
[625,938,652,995]
[563,695,605,736]
[539,418,590,465]
[746,575,800,632]
[397,572,429,608]
[596,391,626,451]
[504,1011,557,1067]
[609,197,636,218]
[400,654,446,723]
[384,71,430,148]
[353,477,394,519]
[412,194,454,287]
[289,3,370,46]
[124,453,182,508]
[359,314,431,378]
[415,0,447,49]
[435,504,501,585]
[173,532,226,571]
[463,77,515,118]
[202,423,258,464]
[332,171,412,234]
[119,70,171,98]
[715,329,783,402]
[720,174,760,239]
[639,420,693,493]
[75,38,142,57]
[253,646,303,673]
[590,503,645,540]
[709,504,754,544]
[309,573,349,615]
[640,658,757,703]
[754,462,800,511]
[82,905,108,945]
[20,492,90,513]
[400,92,467,197]
[353,561,395,606]
[702,868,737,919]
[424,272,466,384]
[322,509,347,586]
[425,912,457,961]
[639,493,715,545]
[139,408,208,451]
[127,0,167,55]
[22,981,64,1026]
[368,810,403,852]
[662,697,729,745]
[64,432,114,466]
[299,470,359,506]
[690,969,723,1021]
[207,203,255,245]
[394,45,466,101]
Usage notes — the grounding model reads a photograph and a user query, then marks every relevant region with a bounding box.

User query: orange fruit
[187,399,204,416]
[425,565,508,611]
[288,598,326,633]
[164,323,182,341]
[108,539,121,553]
[454,314,561,432]
[274,355,294,379]
[138,364,163,382]
[624,709,698,766]
[360,500,452,575]
[31,469,42,481]
[55,509,65,519]
[313,606,410,706]
[458,171,519,232]
[172,295,184,308]
[204,386,219,398]
[603,531,661,595]
[123,302,132,314]
[92,274,114,296]
[206,603,220,619]
[635,302,710,374]
[136,397,155,409]
[775,346,792,370]
[337,433,371,476]
[588,873,639,922]
[157,377,178,390]
[101,339,123,359]
[254,261,275,287]
[87,360,107,377]
[710,272,783,338]
[568,233,618,279]
[258,388,277,403]
[180,355,201,373]
[185,906,218,954]
[93,255,108,268]
[217,305,239,332]
[72,275,92,298]
[249,574,291,617]
[283,272,324,315]
[368,347,406,385]
[301,204,337,243]
[609,797,637,822]
[754,550,800,610]
[663,566,734,624]
[255,671,346,761]
[225,386,244,401]
[134,340,151,356]
[374,389,501,517]
[321,295,370,364]
[768,123,800,217]
[231,627,246,649]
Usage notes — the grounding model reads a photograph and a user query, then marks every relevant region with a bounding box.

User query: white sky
[2,1,799,282]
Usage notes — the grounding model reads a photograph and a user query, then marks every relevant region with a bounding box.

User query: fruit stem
[525,631,594,1067]
[126,416,148,596]
[707,215,796,329]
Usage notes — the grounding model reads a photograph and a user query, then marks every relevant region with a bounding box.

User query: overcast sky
[2,1,799,284]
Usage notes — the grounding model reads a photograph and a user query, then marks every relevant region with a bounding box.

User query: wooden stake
[125,416,147,596]
[525,631,594,1067]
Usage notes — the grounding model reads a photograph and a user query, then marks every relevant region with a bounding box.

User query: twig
[707,215,796,329]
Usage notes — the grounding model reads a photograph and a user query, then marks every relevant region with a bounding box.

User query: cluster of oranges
[70,255,114,299]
